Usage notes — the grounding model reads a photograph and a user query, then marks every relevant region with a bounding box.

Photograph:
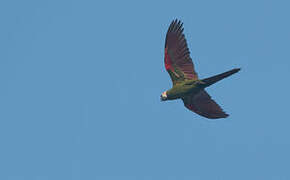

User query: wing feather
[164,19,198,84]
[182,90,229,119]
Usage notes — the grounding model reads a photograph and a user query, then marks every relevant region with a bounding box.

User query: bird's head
[160,91,168,101]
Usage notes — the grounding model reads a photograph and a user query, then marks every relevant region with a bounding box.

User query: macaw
[161,19,240,119]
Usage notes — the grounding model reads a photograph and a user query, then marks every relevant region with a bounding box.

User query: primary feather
[164,19,198,85]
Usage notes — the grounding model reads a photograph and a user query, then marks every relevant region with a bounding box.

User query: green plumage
[161,19,240,119]
[166,79,202,100]
[166,68,240,100]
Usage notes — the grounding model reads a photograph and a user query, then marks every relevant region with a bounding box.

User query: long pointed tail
[201,68,240,87]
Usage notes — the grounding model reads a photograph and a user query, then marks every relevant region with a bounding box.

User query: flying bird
[161,19,240,119]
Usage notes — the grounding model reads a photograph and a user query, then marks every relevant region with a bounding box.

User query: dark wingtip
[170,19,183,25]
[208,112,229,119]
[168,19,184,33]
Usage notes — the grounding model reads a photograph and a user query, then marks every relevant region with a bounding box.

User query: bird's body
[166,79,202,100]
[161,19,240,119]
[165,68,240,101]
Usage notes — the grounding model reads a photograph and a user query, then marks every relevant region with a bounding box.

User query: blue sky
[1,0,290,179]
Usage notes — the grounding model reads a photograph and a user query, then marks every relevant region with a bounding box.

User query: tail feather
[201,68,240,87]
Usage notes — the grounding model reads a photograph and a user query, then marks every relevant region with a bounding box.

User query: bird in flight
[161,19,240,119]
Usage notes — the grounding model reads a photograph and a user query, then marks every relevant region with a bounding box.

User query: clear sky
[1,0,290,179]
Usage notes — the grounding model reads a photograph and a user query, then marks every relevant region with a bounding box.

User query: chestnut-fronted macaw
[161,19,240,119]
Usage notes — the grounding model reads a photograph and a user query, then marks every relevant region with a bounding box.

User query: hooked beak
[160,91,167,101]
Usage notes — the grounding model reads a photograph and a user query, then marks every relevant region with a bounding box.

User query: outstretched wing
[165,19,198,85]
[182,90,229,119]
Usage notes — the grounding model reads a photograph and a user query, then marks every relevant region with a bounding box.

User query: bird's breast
[167,83,200,100]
